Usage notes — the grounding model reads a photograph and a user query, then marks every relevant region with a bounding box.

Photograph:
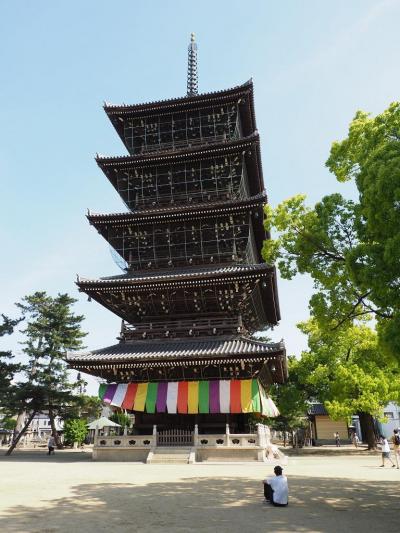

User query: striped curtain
[98,379,279,417]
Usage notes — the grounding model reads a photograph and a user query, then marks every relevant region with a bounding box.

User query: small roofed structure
[87,417,121,430]
[308,403,349,445]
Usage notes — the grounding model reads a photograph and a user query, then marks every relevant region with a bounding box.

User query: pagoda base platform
[92,423,288,464]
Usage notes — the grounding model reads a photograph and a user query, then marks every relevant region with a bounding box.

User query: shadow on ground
[0,449,91,463]
[0,474,398,533]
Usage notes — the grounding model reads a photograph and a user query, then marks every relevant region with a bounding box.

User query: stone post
[257,424,265,448]
[226,423,230,446]
[153,424,157,446]
[194,423,198,446]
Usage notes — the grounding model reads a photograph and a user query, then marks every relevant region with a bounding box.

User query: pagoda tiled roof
[66,336,285,363]
[95,133,260,168]
[87,193,267,226]
[77,263,274,288]
[103,79,255,120]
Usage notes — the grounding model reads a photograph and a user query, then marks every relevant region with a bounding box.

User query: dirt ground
[0,450,399,533]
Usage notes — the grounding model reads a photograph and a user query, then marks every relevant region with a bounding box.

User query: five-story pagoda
[68,35,287,436]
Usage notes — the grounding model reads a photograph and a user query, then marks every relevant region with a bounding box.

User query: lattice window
[123,105,239,155]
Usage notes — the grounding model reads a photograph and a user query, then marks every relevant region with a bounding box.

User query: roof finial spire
[187,32,198,96]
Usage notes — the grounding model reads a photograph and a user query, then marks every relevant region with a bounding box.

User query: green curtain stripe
[199,381,209,413]
[98,384,107,400]
[251,379,261,412]
[145,382,158,414]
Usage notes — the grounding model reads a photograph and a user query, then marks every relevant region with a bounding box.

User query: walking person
[379,434,395,467]
[47,434,56,456]
[353,433,359,448]
[335,432,340,447]
[263,466,288,507]
[391,429,400,469]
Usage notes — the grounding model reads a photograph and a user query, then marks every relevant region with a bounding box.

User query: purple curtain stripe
[209,381,220,414]
[156,382,168,413]
[103,383,117,403]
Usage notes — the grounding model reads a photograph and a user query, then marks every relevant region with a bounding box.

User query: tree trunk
[48,407,63,449]
[5,411,36,456]
[358,412,377,450]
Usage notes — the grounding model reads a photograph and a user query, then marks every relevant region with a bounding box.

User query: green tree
[63,418,88,446]
[269,357,309,446]
[5,292,86,455]
[262,102,400,360]
[63,395,102,421]
[0,314,23,406]
[296,320,400,449]
[110,411,131,429]
[1,417,17,430]
[326,103,400,357]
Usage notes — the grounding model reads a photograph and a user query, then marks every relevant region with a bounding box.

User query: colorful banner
[111,383,128,407]
[166,382,178,414]
[188,381,199,414]
[198,381,209,414]
[98,379,279,417]
[219,380,230,413]
[121,383,137,410]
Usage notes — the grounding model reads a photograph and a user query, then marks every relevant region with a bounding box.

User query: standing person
[335,432,340,447]
[379,435,395,467]
[47,434,55,456]
[353,433,360,448]
[263,466,288,507]
[391,429,400,469]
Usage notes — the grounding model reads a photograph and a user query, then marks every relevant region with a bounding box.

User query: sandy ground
[0,449,399,533]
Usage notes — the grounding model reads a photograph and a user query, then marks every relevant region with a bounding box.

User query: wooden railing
[157,429,193,447]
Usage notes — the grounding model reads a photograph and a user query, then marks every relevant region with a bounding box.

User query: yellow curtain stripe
[134,382,148,412]
[240,379,253,413]
[188,381,199,414]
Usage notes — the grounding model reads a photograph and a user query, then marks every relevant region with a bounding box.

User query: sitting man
[263,465,288,506]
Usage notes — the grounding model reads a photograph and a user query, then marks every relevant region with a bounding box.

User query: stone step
[153,447,191,455]
[150,457,189,464]
[149,447,191,464]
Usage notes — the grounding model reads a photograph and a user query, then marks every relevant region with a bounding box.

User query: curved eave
[77,263,280,326]
[104,80,255,120]
[104,81,256,153]
[67,338,285,363]
[77,263,274,289]
[96,134,264,198]
[96,133,259,167]
[87,193,267,227]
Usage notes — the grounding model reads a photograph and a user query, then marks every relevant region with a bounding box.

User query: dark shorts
[382,452,390,458]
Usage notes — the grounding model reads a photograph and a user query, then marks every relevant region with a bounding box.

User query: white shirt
[48,437,55,447]
[265,475,288,505]
[381,438,390,453]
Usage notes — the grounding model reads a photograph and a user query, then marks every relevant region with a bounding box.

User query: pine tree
[4,292,87,454]
[0,314,22,407]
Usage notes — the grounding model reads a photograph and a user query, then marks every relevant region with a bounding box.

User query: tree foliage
[268,357,308,440]
[3,292,87,455]
[0,314,23,405]
[297,320,399,417]
[15,292,87,447]
[263,102,400,360]
[65,395,102,421]
[110,411,131,429]
[64,418,88,445]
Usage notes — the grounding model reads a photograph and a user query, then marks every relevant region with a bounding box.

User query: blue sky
[1,0,399,394]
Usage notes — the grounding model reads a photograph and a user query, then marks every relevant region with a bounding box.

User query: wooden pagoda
[67,37,287,435]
